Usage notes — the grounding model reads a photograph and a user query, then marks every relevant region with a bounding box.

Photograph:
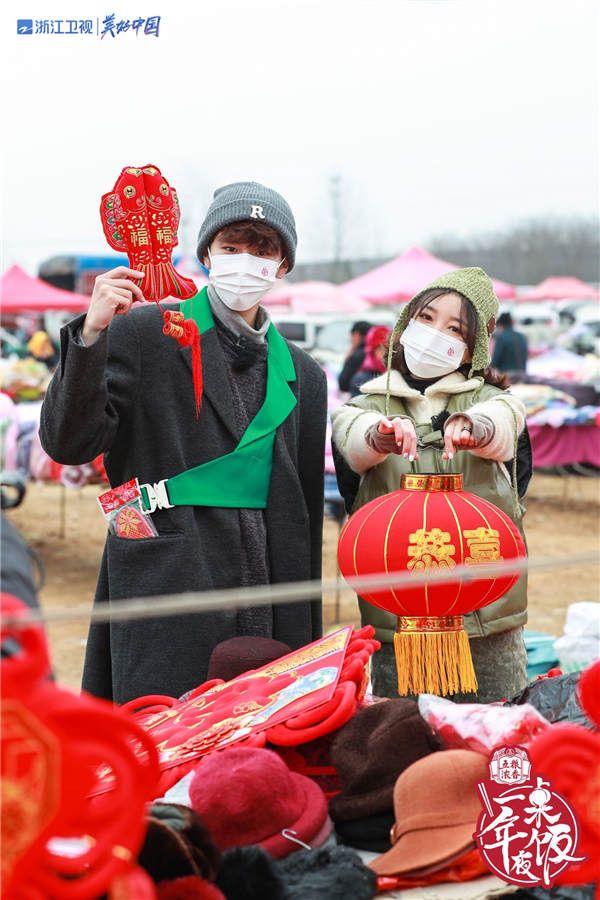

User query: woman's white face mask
[400,319,468,379]
[208,250,284,311]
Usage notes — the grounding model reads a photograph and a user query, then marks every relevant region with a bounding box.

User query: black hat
[216,844,376,900]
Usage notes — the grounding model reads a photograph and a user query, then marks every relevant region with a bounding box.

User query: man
[40,181,327,704]
[491,312,528,376]
[337,320,371,392]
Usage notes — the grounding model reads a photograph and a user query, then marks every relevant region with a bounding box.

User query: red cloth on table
[529,424,600,467]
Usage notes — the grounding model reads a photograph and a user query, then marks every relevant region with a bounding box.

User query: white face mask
[400,319,468,379]
[208,251,283,311]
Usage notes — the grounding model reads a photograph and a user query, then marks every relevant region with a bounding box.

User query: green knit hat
[393,267,499,375]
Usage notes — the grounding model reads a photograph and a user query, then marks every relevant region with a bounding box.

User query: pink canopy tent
[263,280,371,314]
[518,276,600,303]
[1,265,90,313]
[343,246,516,305]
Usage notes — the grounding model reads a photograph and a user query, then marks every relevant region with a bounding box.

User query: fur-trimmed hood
[359,370,483,400]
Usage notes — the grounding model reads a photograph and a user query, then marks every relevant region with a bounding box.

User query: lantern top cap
[401,473,464,492]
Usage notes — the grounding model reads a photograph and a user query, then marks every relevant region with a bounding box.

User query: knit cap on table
[393,267,499,375]
[196,182,297,271]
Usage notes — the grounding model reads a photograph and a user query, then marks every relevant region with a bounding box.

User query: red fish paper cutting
[100,165,203,415]
[100,165,196,302]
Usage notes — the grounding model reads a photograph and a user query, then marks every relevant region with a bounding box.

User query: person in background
[491,312,528,377]
[26,330,60,369]
[338,321,372,392]
[348,325,392,396]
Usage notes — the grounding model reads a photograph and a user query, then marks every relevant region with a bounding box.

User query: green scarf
[150,289,297,509]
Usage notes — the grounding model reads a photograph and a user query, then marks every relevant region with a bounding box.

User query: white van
[271,311,396,368]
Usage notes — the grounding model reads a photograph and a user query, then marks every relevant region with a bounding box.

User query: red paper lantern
[338,473,526,696]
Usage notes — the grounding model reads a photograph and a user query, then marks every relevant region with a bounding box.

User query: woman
[332,267,528,702]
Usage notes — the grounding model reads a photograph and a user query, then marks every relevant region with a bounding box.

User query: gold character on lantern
[463,527,502,565]
[407,528,456,571]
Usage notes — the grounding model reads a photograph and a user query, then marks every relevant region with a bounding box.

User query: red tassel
[160,309,203,418]
[184,319,202,418]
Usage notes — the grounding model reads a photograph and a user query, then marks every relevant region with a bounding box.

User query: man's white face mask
[400,319,468,379]
[208,250,284,311]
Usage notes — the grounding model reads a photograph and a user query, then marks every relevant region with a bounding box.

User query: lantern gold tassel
[393,616,478,696]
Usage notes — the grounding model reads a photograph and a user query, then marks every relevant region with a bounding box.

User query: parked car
[270,311,396,369]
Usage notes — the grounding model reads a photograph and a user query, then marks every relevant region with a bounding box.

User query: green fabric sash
[158,288,297,509]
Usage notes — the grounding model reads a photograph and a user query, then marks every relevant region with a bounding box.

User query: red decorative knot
[161,309,202,417]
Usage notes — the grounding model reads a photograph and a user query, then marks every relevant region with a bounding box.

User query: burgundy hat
[369,749,488,877]
[207,637,292,682]
[329,699,439,822]
[189,747,329,859]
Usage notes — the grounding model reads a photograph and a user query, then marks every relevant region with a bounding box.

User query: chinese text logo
[15,15,161,38]
[475,745,585,888]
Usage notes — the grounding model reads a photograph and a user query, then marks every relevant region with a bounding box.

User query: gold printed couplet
[463,527,502,564]
[407,528,456,571]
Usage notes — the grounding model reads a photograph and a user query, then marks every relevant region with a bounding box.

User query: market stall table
[529,423,600,468]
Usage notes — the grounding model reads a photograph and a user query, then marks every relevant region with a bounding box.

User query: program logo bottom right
[475,745,586,888]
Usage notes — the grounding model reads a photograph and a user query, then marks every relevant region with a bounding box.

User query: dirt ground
[5,474,599,690]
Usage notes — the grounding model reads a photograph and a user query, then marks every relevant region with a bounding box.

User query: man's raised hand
[82,267,145,345]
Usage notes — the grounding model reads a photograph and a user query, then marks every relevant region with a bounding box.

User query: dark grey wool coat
[40,304,327,704]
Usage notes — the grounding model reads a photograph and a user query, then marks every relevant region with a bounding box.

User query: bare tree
[429,217,599,283]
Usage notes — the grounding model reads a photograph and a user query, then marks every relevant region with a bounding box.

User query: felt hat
[189,747,328,859]
[196,182,297,271]
[207,636,292,683]
[216,844,377,900]
[393,267,499,375]
[329,698,439,822]
[369,749,488,876]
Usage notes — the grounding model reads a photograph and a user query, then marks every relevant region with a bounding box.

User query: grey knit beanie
[393,267,499,374]
[196,181,297,270]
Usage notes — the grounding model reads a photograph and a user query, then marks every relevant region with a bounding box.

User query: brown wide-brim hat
[369,749,487,877]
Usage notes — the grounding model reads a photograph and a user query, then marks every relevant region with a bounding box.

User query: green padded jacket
[332,377,528,643]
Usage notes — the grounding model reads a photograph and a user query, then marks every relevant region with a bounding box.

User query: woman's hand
[443,414,476,459]
[366,417,419,460]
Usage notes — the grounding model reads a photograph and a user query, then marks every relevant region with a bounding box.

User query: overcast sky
[1,0,598,273]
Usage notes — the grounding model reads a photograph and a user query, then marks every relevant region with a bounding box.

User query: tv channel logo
[17,19,34,34]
